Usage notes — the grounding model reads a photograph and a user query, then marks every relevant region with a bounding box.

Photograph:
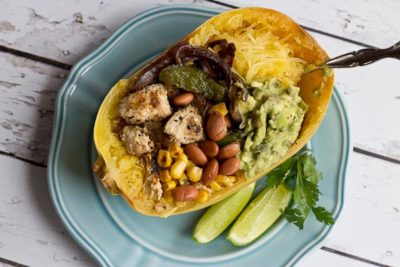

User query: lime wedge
[193,183,255,244]
[227,184,292,246]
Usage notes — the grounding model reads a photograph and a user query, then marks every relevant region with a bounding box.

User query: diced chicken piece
[120,125,154,156]
[119,83,172,124]
[164,106,205,144]
[195,183,213,193]
[147,173,163,201]
[144,121,174,149]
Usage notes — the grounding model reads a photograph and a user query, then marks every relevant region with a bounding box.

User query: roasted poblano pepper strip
[217,131,245,146]
[159,65,227,102]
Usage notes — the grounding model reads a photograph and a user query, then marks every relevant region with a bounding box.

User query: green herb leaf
[312,206,335,225]
[283,167,297,191]
[282,207,305,229]
[265,157,295,188]
[302,179,319,207]
[300,153,321,184]
[268,150,334,229]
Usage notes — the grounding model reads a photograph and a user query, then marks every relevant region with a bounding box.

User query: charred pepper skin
[159,65,227,102]
[129,42,248,104]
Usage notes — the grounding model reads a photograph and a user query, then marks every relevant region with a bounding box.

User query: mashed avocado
[238,79,307,178]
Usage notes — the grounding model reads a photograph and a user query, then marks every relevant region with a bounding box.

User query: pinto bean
[217,142,241,160]
[198,141,219,158]
[172,92,194,106]
[184,144,208,166]
[206,112,227,141]
[173,185,199,202]
[219,157,240,175]
[201,159,219,185]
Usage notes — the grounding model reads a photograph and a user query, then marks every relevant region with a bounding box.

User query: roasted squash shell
[93,7,334,217]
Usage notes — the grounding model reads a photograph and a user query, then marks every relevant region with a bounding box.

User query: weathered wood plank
[1,0,399,163]
[300,249,371,267]
[0,52,68,165]
[0,0,218,65]
[0,1,398,267]
[323,153,400,266]
[0,263,16,267]
[215,0,400,47]
[0,152,398,266]
[311,33,400,161]
[1,29,399,165]
[1,0,399,66]
[0,154,96,267]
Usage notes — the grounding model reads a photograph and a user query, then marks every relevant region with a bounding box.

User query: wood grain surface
[0,0,399,266]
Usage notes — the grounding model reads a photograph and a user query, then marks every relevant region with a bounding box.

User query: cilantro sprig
[266,150,334,229]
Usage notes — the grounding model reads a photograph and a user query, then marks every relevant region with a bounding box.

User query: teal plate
[48,5,351,267]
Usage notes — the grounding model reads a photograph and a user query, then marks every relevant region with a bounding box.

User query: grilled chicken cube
[147,173,163,201]
[164,106,205,144]
[119,83,172,124]
[120,125,154,156]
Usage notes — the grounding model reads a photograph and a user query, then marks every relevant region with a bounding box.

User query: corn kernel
[216,175,231,186]
[187,166,203,182]
[186,160,196,170]
[197,190,209,203]
[163,180,176,191]
[210,181,222,191]
[178,153,189,163]
[209,102,228,116]
[157,150,172,168]
[160,169,172,183]
[178,179,189,186]
[168,143,183,158]
[170,160,187,179]
[229,176,237,183]
[178,172,188,181]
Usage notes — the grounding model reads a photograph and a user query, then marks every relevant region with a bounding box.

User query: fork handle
[326,41,400,68]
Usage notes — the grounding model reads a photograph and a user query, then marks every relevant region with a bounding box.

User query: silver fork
[325,41,400,68]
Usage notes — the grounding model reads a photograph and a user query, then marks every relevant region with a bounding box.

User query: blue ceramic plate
[48,5,350,267]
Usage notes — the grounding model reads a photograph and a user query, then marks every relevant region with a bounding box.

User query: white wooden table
[0,0,399,266]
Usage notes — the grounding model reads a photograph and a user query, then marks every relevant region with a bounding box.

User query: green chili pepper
[159,65,227,102]
[217,131,245,146]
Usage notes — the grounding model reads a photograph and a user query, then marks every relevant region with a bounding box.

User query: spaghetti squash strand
[189,15,305,86]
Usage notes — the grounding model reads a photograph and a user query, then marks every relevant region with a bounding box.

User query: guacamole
[238,79,308,178]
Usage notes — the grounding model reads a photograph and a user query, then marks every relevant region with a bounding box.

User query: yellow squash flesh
[93,7,334,217]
